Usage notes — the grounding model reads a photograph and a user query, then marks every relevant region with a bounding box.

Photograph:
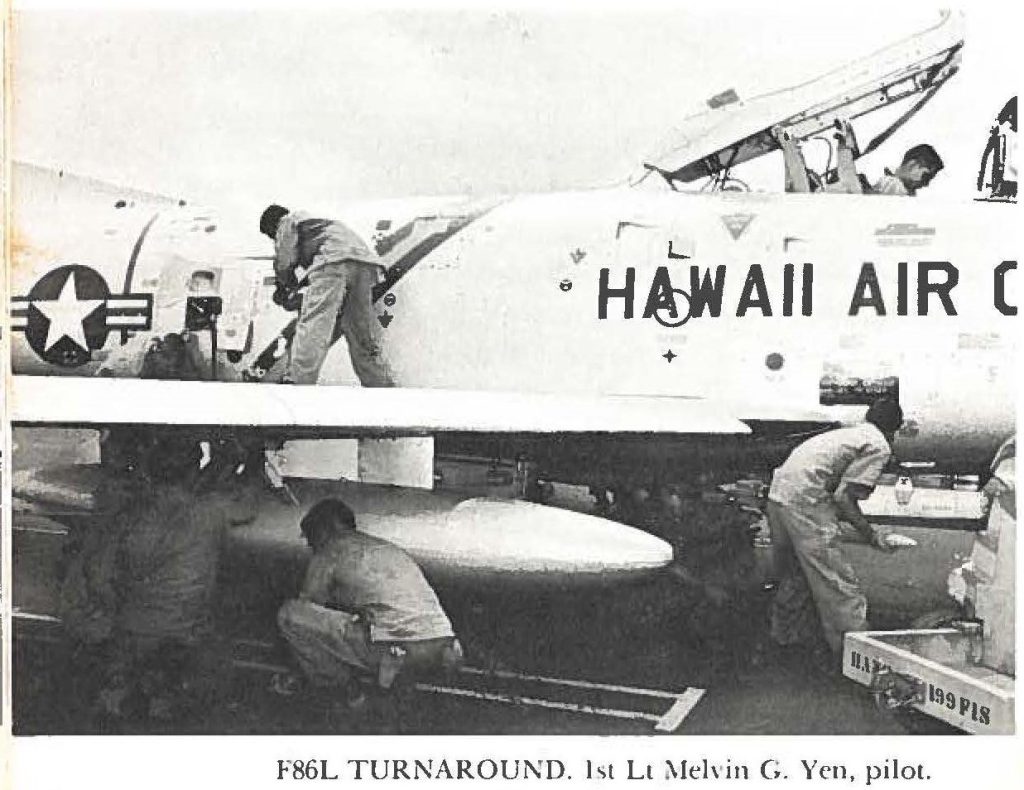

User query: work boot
[441,639,465,676]
[377,646,407,689]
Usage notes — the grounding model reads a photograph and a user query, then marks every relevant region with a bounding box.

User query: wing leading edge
[10,376,751,435]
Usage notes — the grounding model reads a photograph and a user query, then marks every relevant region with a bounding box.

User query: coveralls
[278,530,457,689]
[60,478,255,715]
[273,211,395,386]
[766,422,892,652]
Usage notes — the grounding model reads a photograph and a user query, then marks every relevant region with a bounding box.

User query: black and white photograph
[3,0,1021,784]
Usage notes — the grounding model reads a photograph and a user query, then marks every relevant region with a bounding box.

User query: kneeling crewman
[278,499,461,703]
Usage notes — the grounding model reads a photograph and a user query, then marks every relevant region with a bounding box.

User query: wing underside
[10,376,751,436]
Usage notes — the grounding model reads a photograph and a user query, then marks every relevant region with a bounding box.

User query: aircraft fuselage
[10,163,1018,475]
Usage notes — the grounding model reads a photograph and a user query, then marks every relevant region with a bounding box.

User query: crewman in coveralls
[259,204,396,386]
[766,398,903,660]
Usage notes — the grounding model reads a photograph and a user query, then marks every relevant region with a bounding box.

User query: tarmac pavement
[11,450,971,736]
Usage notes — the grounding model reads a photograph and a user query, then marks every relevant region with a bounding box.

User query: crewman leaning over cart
[765,398,903,664]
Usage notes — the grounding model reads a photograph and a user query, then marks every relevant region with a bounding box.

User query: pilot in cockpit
[774,120,943,196]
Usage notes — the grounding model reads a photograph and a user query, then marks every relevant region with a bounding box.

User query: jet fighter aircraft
[8,11,1015,521]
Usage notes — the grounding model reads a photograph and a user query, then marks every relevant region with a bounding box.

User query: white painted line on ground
[13,524,70,535]
[12,610,62,623]
[415,682,662,724]
[655,687,707,732]
[228,653,691,729]
[458,665,679,700]
[13,621,703,732]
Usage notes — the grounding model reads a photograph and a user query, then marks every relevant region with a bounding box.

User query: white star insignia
[33,270,103,353]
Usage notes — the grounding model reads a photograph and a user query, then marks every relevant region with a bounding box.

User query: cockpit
[631,11,962,196]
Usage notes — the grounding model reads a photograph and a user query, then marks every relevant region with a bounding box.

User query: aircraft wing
[640,11,963,184]
[9,376,750,435]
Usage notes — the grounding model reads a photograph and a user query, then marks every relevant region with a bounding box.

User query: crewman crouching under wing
[278,499,462,711]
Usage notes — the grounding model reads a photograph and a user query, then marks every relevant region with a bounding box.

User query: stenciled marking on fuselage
[370,199,506,299]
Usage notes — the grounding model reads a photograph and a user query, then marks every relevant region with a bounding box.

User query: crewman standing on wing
[766,398,903,659]
[259,204,396,386]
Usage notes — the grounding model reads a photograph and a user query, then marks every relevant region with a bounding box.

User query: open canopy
[636,11,963,190]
